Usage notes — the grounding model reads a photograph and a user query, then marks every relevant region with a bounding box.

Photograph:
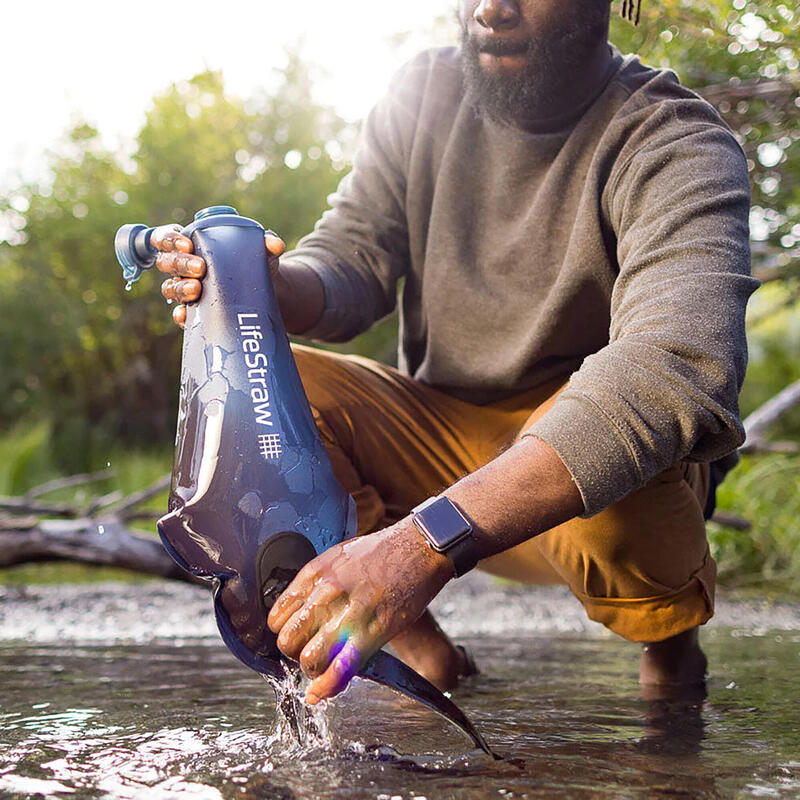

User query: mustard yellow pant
[294,344,716,643]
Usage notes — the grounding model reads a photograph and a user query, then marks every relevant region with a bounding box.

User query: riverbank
[2,571,799,643]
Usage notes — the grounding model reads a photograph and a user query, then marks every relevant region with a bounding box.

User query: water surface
[1,630,798,798]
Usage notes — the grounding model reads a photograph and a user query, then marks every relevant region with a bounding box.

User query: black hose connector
[114,223,157,287]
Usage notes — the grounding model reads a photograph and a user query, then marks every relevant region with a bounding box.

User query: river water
[1,628,798,799]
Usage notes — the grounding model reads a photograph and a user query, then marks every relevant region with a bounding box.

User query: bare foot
[639,627,707,693]
[389,610,474,691]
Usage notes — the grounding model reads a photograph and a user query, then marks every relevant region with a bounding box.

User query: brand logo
[257,433,283,460]
[238,313,282,460]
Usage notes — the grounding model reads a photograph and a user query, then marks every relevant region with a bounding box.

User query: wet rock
[0,572,798,642]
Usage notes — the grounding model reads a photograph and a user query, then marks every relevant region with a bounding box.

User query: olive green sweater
[284,45,758,516]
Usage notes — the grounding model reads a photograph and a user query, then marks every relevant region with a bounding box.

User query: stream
[1,626,799,798]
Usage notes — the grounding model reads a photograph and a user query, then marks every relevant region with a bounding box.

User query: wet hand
[153,224,286,328]
[267,521,453,705]
[153,225,202,329]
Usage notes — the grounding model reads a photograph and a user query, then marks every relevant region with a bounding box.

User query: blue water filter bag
[158,206,357,675]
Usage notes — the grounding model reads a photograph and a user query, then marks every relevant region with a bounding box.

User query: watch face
[415,498,471,551]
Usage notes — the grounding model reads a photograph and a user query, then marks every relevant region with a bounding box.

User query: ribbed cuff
[521,394,643,517]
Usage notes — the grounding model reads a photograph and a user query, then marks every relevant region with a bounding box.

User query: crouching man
[156,0,757,704]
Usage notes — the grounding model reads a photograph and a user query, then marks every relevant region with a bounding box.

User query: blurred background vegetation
[1,0,798,592]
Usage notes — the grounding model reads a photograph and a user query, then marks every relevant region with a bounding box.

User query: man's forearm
[440,435,584,560]
[274,262,326,336]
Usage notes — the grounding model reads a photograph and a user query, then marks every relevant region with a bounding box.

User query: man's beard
[459,4,609,128]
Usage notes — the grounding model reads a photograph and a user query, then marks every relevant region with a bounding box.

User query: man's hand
[154,224,286,329]
[267,521,453,705]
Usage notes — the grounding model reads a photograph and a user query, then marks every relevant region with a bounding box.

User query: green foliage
[0,58,354,471]
[709,453,800,592]
[742,285,800,437]
[0,422,53,496]
[0,563,158,585]
[612,1,800,263]
[0,422,170,505]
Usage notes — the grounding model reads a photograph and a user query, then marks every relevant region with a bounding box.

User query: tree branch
[25,468,116,499]
[741,440,799,454]
[753,261,800,284]
[0,497,78,517]
[710,511,752,531]
[106,474,171,518]
[697,78,799,104]
[742,378,800,453]
[85,490,124,516]
[0,515,39,531]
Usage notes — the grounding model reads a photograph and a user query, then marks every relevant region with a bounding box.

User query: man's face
[459,0,611,126]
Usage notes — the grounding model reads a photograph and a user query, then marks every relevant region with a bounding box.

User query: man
[156,0,757,707]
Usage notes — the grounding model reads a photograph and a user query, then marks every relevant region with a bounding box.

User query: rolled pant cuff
[574,550,717,643]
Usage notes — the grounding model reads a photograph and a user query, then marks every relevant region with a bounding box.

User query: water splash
[263,666,333,752]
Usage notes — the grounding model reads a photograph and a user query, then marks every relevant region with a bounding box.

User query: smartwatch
[411,496,478,578]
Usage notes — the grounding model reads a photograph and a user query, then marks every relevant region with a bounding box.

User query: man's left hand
[267,520,453,704]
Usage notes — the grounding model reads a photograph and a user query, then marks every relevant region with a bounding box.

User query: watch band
[411,496,479,578]
[444,533,479,578]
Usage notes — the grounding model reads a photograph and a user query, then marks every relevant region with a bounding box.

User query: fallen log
[0,515,203,585]
[3,369,798,587]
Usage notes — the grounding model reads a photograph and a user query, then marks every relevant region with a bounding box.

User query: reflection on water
[1,630,799,799]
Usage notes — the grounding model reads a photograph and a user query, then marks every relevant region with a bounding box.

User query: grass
[708,452,800,597]
[0,421,172,498]
[0,563,161,586]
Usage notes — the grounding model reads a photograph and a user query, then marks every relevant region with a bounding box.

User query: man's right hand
[154,225,287,329]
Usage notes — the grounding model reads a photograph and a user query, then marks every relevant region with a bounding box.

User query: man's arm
[280,55,430,341]
[267,435,583,704]
[523,102,759,516]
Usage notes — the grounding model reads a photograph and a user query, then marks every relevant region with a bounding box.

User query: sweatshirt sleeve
[523,101,759,516]
[281,57,427,342]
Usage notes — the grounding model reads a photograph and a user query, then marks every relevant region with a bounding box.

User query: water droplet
[105,461,111,468]
[125,281,133,292]
[97,525,105,535]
